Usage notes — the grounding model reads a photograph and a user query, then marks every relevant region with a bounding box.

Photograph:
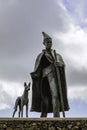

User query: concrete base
[0,118,87,130]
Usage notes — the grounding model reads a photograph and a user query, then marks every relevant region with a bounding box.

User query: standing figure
[12,82,31,118]
[30,32,69,117]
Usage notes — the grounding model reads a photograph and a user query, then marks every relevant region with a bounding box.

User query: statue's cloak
[30,50,70,112]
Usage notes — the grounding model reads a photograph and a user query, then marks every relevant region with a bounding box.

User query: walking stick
[54,50,65,117]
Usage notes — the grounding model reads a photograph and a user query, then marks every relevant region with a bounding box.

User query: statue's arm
[31,53,43,79]
[56,54,65,67]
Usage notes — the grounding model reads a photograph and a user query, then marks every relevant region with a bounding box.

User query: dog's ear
[28,82,31,87]
[24,82,27,87]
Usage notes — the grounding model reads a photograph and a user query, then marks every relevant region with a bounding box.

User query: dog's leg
[26,104,28,117]
[12,99,18,118]
[12,109,17,117]
[19,105,21,118]
[18,106,20,118]
[21,107,23,117]
[21,101,23,117]
[19,111,20,118]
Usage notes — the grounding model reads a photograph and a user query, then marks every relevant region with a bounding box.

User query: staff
[54,50,65,117]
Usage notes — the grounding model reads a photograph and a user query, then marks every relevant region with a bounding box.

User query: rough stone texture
[0,118,87,130]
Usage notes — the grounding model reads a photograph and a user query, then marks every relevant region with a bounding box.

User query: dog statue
[12,82,31,117]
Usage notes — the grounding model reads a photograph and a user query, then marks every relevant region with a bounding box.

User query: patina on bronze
[30,32,70,117]
[12,82,31,118]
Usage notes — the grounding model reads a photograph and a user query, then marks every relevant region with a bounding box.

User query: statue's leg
[21,101,23,117]
[47,73,60,117]
[12,104,18,118]
[12,109,16,117]
[26,104,28,117]
[19,111,20,118]
[21,107,23,117]
[12,99,19,117]
[40,97,48,117]
[52,96,60,117]
[19,105,21,118]
[40,78,48,117]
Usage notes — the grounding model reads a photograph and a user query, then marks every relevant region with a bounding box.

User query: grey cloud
[0,0,70,82]
[0,84,13,105]
[67,65,87,87]
[0,0,87,115]
[1,0,86,93]
[53,40,87,87]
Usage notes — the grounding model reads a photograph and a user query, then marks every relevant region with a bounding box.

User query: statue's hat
[42,32,52,44]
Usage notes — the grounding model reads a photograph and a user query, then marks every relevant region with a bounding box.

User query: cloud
[0,80,23,109]
[0,0,87,114]
[0,103,10,110]
[62,0,87,27]
[68,86,87,102]
[53,24,87,86]
[67,66,87,86]
[0,0,71,83]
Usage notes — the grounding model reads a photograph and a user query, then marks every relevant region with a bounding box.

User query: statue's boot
[52,97,60,117]
[40,113,47,117]
[40,98,48,117]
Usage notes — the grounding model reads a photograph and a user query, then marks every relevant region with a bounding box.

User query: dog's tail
[14,97,21,110]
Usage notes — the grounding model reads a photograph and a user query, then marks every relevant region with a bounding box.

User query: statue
[30,32,70,117]
[12,82,31,118]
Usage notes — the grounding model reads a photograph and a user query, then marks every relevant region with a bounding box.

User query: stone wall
[0,118,87,130]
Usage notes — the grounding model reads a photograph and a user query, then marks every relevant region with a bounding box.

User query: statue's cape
[30,49,70,112]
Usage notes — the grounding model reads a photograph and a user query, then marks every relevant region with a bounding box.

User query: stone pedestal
[0,118,87,130]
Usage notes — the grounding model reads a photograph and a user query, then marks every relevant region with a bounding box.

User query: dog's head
[24,82,31,91]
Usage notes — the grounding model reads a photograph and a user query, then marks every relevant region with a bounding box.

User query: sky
[0,0,87,117]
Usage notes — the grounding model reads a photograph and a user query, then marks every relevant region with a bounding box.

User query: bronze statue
[12,82,31,118]
[30,32,69,117]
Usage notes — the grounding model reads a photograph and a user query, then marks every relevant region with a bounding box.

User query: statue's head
[42,32,52,50]
[24,82,31,91]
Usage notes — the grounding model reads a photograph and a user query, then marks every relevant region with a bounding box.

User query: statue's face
[45,39,52,50]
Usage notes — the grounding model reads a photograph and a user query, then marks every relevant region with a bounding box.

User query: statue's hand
[31,71,41,79]
[31,72,38,79]
[54,62,64,67]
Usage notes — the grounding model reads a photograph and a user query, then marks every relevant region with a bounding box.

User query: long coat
[30,49,70,112]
